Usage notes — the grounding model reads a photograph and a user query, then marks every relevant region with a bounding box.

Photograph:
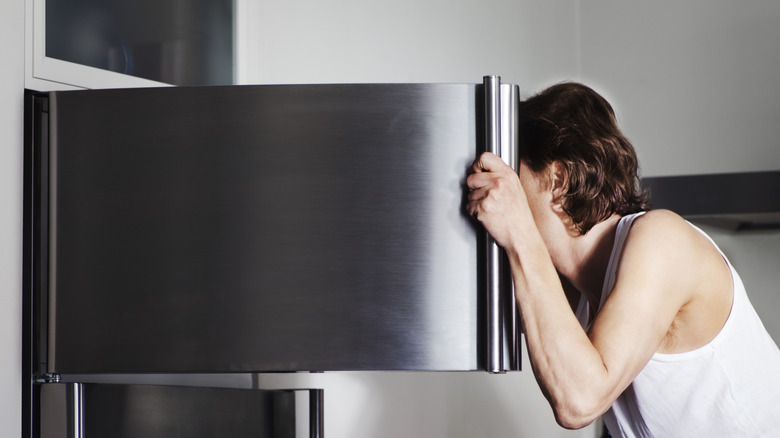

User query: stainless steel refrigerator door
[40,83,520,373]
[38,383,322,438]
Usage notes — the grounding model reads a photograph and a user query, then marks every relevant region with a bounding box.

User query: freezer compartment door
[36,83,520,373]
[37,383,323,438]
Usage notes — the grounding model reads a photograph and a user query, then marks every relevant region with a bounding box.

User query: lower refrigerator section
[37,382,323,438]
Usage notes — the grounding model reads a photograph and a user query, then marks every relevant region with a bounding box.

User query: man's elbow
[552,400,603,430]
[555,413,597,430]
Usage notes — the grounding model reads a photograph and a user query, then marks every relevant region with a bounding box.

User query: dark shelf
[642,171,780,230]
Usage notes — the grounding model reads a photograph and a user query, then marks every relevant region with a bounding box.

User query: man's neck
[557,214,621,314]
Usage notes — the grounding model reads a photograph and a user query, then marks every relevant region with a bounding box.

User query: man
[466,82,780,437]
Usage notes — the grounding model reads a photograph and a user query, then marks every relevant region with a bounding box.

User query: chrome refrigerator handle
[483,75,521,373]
[502,83,521,372]
[483,75,504,373]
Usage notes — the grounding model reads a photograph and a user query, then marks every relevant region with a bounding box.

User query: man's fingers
[470,151,502,174]
[467,184,489,201]
[466,200,482,221]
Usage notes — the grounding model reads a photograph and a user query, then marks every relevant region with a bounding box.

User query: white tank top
[576,212,780,437]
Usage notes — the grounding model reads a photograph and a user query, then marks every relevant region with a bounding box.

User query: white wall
[578,0,780,177]
[236,0,579,91]
[237,1,598,437]
[1,0,24,436]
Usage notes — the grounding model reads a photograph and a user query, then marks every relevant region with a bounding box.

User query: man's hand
[465,152,533,250]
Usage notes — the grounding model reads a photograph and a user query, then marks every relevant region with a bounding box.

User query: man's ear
[549,161,568,205]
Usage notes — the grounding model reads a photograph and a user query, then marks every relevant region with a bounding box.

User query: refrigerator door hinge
[35,373,61,383]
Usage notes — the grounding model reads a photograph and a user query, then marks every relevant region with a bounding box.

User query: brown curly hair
[519,82,649,234]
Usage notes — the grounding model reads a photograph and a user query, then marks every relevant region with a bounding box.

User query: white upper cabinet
[25,0,236,91]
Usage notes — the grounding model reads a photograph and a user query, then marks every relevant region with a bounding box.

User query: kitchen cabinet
[25,0,234,91]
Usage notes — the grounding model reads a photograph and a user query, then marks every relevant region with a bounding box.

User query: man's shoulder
[619,209,718,293]
[617,209,707,286]
[632,209,687,228]
[627,209,693,244]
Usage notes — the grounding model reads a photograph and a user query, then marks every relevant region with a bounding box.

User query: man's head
[519,82,648,234]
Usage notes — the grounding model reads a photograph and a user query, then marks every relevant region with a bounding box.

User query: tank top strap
[599,212,647,311]
[575,212,647,331]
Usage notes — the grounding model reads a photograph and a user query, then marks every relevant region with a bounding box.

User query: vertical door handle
[483,75,504,374]
[483,76,521,373]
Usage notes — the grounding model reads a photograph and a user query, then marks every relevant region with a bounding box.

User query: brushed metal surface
[38,383,318,438]
[45,84,498,373]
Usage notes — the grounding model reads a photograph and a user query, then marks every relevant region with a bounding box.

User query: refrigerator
[24,76,522,437]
